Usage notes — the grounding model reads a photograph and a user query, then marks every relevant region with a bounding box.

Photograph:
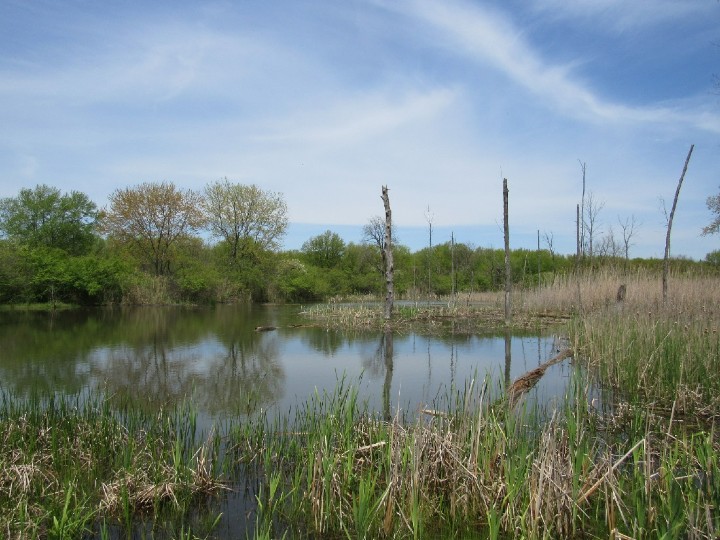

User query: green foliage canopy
[102,182,205,276]
[701,187,720,237]
[0,184,98,255]
[302,230,346,268]
[203,180,288,260]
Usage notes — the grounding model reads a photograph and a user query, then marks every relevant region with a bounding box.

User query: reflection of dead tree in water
[504,330,511,390]
[382,329,394,421]
[507,348,574,408]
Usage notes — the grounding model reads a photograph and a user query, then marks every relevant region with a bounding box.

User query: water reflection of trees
[504,330,512,389]
[205,339,284,415]
[298,327,346,356]
[89,334,284,416]
[359,330,394,420]
[382,330,393,421]
[0,310,97,395]
[0,306,287,415]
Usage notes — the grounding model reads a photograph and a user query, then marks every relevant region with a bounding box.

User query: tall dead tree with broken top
[381,186,394,320]
[663,144,694,303]
[503,178,511,325]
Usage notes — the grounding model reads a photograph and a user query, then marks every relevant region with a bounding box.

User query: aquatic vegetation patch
[0,395,225,539]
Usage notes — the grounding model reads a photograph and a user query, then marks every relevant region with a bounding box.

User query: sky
[0,0,719,259]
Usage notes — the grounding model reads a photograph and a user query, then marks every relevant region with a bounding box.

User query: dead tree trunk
[536,229,541,288]
[576,203,580,262]
[579,160,586,258]
[662,145,694,303]
[382,186,394,320]
[503,178,511,325]
[451,231,456,299]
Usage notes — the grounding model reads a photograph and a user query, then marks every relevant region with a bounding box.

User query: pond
[0,304,570,421]
[0,304,572,538]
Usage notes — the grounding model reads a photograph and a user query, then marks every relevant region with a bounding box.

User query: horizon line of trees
[0,182,718,307]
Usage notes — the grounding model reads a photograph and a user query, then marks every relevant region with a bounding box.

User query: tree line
[0,182,716,307]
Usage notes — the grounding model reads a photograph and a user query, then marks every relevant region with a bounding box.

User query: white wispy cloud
[530,0,715,32]
[0,27,253,104]
[380,0,720,134]
[0,0,718,259]
[252,87,458,145]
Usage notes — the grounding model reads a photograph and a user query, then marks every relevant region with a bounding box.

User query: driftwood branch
[577,438,645,505]
[507,348,573,407]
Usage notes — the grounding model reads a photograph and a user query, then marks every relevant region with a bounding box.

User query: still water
[0,304,570,419]
[0,304,573,538]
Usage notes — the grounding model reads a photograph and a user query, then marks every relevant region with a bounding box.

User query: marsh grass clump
[302,300,566,333]
[229,375,720,539]
[0,394,225,539]
[571,310,720,417]
[522,269,720,418]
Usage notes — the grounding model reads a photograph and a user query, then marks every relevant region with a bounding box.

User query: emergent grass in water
[227,374,719,539]
[0,393,226,539]
[0,371,718,539]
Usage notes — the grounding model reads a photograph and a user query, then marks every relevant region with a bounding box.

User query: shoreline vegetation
[1,268,719,538]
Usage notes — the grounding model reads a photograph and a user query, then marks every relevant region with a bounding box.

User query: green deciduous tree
[701,187,720,237]
[203,180,288,260]
[0,184,98,255]
[102,181,205,276]
[302,230,346,269]
[705,250,720,268]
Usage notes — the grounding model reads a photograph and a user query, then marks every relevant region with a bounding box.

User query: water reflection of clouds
[272,330,568,418]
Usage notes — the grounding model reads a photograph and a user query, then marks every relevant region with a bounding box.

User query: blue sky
[1,0,718,259]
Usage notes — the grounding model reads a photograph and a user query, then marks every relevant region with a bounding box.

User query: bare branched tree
[363,215,397,251]
[203,179,288,260]
[425,206,434,300]
[103,181,205,276]
[583,191,604,260]
[543,230,557,279]
[596,225,622,259]
[618,215,639,260]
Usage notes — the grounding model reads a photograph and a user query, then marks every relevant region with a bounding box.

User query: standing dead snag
[663,144,694,303]
[382,186,394,321]
[503,178,511,325]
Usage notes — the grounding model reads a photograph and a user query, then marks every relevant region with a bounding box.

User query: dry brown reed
[518,267,720,316]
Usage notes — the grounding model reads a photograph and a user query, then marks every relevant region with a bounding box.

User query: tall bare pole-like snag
[663,144,694,303]
[382,186,394,320]
[536,229,541,288]
[579,160,587,258]
[503,178,511,325]
[576,204,581,261]
[451,231,456,299]
[425,206,434,304]
[575,203,583,313]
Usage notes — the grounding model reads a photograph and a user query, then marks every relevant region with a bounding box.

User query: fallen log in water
[508,348,574,407]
